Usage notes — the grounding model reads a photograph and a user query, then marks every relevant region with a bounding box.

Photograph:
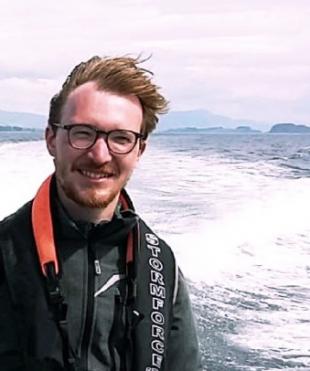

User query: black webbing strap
[124,224,144,371]
[45,262,77,371]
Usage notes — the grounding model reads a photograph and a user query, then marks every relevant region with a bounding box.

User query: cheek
[54,144,76,170]
[54,133,73,159]
[121,155,140,175]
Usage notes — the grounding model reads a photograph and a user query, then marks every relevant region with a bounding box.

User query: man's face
[46,81,145,210]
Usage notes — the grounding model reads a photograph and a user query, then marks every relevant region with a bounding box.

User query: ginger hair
[48,55,169,137]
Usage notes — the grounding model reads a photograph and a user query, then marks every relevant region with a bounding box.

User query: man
[0,56,200,371]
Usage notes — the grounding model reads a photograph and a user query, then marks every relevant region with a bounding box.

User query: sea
[0,131,309,371]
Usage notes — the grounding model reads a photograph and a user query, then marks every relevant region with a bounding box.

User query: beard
[56,159,126,209]
[60,179,118,209]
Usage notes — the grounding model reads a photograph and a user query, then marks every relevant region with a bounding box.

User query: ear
[138,140,147,157]
[45,126,56,157]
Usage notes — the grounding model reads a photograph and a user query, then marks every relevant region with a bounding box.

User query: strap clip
[44,262,64,305]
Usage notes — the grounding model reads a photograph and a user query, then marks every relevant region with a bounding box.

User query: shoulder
[0,201,33,283]
[0,201,33,235]
[0,201,34,265]
[138,217,176,262]
[138,218,174,250]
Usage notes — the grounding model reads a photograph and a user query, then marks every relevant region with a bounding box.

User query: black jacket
[0,192,200,371]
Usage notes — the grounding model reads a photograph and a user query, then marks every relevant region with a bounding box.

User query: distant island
[164,126,261,134]
[0,125,36,131]
[164,123,310,134]
[269,123,310,133]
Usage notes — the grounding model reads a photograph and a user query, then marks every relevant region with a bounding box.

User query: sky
[1,0,310,127]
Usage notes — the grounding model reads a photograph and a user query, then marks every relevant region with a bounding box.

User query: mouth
[78,169,115,180]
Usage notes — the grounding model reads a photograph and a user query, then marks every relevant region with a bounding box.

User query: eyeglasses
[52,123,145,154]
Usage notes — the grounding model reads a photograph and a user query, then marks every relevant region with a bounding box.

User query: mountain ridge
[2,109,309,133]
[158,109,270,131]
[0,110,46,129]
[0,108,269,131]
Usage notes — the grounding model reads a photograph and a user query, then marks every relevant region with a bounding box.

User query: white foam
[1,141,309,287]
[167,176,310,283]
[0,141,53,219]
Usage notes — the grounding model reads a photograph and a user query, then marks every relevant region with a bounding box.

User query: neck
[56,184,119,224]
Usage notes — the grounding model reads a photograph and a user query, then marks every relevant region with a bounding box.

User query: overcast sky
[1,0,310,126]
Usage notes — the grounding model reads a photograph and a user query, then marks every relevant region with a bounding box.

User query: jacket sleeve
[165,269,202,371]
[0,268,24,371]
[0,264,63,371]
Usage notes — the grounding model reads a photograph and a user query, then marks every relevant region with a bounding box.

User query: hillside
[0,110,46,130]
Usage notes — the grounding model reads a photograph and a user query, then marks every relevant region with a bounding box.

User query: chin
[67,187,119,209]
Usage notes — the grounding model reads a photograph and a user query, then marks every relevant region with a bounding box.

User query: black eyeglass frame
[51,123,146,154]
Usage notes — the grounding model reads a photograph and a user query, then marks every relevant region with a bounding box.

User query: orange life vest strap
[32,175,134,277]
[32,175,59,276]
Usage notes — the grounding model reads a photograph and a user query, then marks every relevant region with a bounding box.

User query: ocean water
[0,132,309,371]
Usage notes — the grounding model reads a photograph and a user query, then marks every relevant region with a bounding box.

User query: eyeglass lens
[69,125,137,153]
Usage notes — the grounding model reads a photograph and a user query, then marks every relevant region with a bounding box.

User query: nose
[87,136,112,163]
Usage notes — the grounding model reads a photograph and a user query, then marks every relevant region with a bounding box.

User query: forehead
[61,81,143,130]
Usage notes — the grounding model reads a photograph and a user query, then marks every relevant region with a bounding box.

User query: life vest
[29,175,177,371]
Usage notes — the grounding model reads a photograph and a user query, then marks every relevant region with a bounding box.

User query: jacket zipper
[81,244,96,370]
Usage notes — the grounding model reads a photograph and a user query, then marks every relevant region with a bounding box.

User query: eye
[71,125,94,139]
[110,131,135,144]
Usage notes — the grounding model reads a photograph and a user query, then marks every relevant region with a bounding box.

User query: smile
[79,169,114,179]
